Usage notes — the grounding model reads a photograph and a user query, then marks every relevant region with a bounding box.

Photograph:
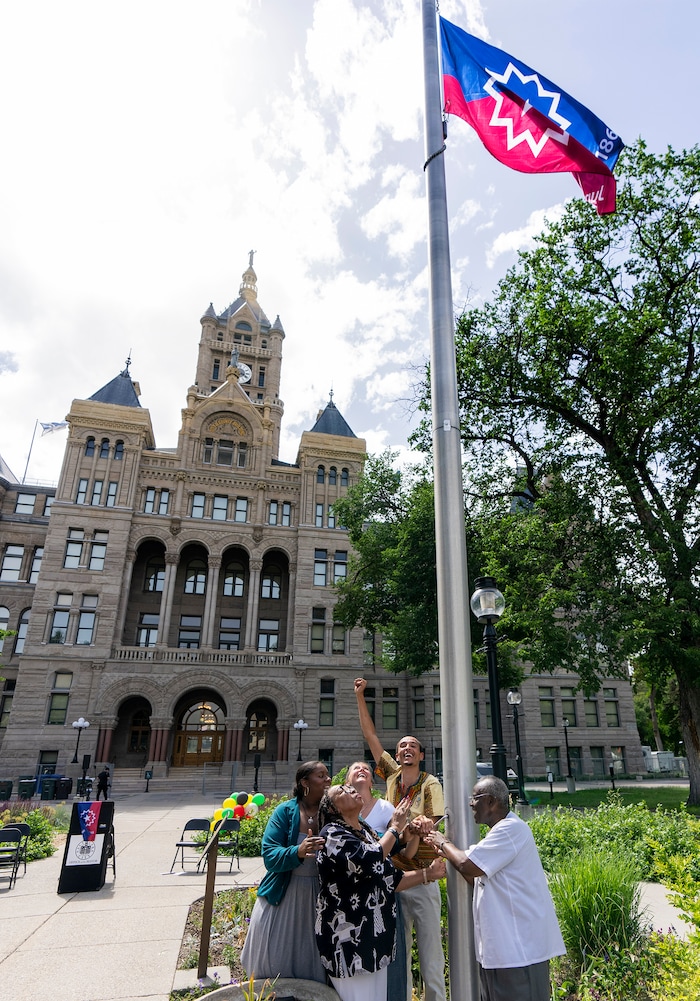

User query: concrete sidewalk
[0,792,266,1001]
[0,791,693,1001]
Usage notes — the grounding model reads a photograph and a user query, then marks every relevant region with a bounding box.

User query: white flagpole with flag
[421,2,479,999]
[22,419,68,483]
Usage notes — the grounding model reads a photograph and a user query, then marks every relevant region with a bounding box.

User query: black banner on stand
[58,800,115,893]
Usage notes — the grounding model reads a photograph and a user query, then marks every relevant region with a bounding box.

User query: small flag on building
[440,17,624,213]
[40,421,69,435]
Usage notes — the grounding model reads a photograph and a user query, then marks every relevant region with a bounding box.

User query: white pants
[330,967,388,1001]
[399,881,447,1001]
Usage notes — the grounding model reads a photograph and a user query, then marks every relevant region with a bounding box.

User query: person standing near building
[354,677,447,1001]
[425,776,565,1001]
[95,767,110,801]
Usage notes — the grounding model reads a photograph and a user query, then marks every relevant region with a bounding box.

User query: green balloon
[222,807,234,819]
[252,793,265,806]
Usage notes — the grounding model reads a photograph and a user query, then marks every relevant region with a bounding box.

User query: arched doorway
[111,696,153,767]
[244,698,279,764]
[172,691,226,767]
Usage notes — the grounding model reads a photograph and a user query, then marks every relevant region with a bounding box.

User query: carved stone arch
[165,670,240,718]
[98,677,165,718]
[259,541,295,565]
[130,527,170,550]
[236,679,296,721]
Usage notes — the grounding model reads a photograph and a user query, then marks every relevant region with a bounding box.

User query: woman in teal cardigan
[241,760,331,982]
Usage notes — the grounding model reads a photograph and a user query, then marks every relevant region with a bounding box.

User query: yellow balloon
[213,808,224,821]
[245,794,253,806]
[223,798,236,811]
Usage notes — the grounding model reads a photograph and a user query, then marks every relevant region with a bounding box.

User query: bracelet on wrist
[387,826,400,843]
[422,867,428,884]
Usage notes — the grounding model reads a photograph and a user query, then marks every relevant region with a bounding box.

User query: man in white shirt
[426,776,565,1001]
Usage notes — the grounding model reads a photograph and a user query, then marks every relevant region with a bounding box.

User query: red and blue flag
[440,17,624,214]
[77,801,102,841]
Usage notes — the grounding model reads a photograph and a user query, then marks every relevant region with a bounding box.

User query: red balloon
[236,791,248,805]
[233,805,245,818]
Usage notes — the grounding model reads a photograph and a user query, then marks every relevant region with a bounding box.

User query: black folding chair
[218,818,241,872]
[3,823,30,875]
[0,828,22,889]
[170,818,211,872]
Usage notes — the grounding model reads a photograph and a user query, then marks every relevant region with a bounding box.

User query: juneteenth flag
[77,801,102,841]
[439,17,624,214]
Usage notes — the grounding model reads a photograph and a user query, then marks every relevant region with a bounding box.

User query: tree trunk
[677,677,700,807]
[648,684,665,751]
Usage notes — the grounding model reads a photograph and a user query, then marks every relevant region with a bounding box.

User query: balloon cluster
[212,790,266,827]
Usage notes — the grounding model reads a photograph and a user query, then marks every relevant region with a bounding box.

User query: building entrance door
[172,698,226,767]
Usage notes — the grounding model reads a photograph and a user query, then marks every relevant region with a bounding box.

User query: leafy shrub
[0,805,65,860]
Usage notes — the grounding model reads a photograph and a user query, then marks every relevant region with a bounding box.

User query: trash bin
[40,778,57,800]
[55,777,73,798]
[0,780,12,799]
[18,778,36,799]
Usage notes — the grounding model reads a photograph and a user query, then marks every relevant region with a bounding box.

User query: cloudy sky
[2,0,698,484]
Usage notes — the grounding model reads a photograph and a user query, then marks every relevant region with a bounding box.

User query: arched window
[144,560,165,592]
[329,467,337,485]
[184,560,206,595]
[222,563,245,597]
[181,701,225,730]
[14,609,30,655]
[261,569,281,599]
[235,321,252,332]
[317,465,325,484]
[341,468,349,487]
[99,438,110,459]
[85,437,95,457]
[0,606,9,653]
[114,440,124,460]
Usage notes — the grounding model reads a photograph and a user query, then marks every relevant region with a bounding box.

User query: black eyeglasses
[469,794,491,804]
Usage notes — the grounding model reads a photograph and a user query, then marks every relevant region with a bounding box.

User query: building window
[85,436,95,457]
[333,551,348,583]
[106,481,118,507]
[268,501,279,525]
[314,549,327,586]
[473,689,480,730]
[258,366,265,387]
[413,685,425,728]
[43,496,54,516]
[589,746,605,776]
[114,440,124,460]
[14,610,30,654]
[29,547,44,584]
[327,506,336,529]
[1,545,24,582]
[434,684,442,728]
[382,687,399,729]
[49,595,71,643]
[156,489,169,515]
[561,686,578,726]
[257,619,279,651]
[89,532,108,571]
[76,607,97,645]
[222,564,245,597]
[217,440,234,466]
[137,612,159,647]
[47,693,70,724]
[63,530,84,569]
[261,570,281,599]
[178,615,201,648]
[341,468,349,487]
[281,502,291,526]
[212,359,221,380]
[610,745,626,774]
[545,746,561,779]
[144,488,156,513]
[14,493,35,514]
[539,686,556,727]
[331,622,345,654]
[91,480,104,505]
[363,685,376,723]
[315,503,324,527]
[604,688,620,727]
[0,681,15,728]
[318,748,334,774]
[145,559,164,592]
[310,607,325,653]
[99,438,110,459]
[75,479,88,504]
[584,699,599,727]
[317,465,325,484]
[203,438,214,463]
[237,442,248,468]
[191,493,206,518]
[218,617,241,650]
[319,679,335,726]
[184,560,206,594]
[212,495,228,521]
[0,606,8,652]
[328,467,337,485]
[569,746,583,778]
[234,498,248,523]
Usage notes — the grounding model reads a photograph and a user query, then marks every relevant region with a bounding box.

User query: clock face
[238,363,252,384]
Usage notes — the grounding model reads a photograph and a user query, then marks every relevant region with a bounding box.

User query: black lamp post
[293,718,308,762]
[470,577,507,783]
[563,718,576,793]
[71,716,90,764]
[506,690,528,805]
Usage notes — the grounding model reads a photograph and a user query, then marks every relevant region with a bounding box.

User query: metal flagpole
[21,420,39,484]
[421,2,479,999]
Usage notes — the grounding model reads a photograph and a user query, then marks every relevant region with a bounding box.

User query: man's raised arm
[354,677,385,764]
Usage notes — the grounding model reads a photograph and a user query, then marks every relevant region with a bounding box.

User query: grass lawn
[524,784,699,815]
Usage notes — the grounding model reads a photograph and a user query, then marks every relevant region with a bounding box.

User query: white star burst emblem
[484,62,571,157]
[83,808,97,828]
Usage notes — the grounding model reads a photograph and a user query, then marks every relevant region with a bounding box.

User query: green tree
[412,140,700,804]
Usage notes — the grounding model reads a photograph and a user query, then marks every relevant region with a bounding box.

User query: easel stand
[58,801,116,893]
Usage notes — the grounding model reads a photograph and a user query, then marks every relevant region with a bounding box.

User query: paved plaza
[0,784,693,1001]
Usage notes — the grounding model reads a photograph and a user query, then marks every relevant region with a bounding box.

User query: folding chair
[0,827,22,889]
[3,823,30,876]
[170,818,211,872]
[218,817,241,872]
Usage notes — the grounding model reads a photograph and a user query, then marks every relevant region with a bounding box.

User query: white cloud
[485,203,566,268]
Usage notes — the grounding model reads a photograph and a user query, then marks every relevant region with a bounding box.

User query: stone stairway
[109,761,289,799]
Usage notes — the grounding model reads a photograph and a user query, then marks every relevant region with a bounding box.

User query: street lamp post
[470,577,507,783]
[293,718,308,762]
[563,718,576,794]
[506,690,529,805]
[71,717,90,764]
